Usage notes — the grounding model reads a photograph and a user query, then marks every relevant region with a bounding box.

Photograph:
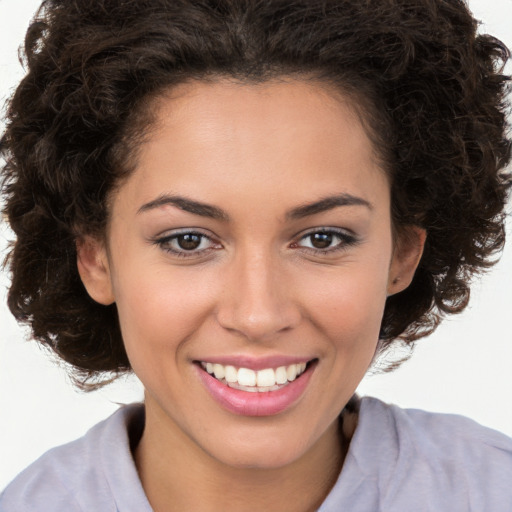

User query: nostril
[216,305,300,341]
[215,266,302,340]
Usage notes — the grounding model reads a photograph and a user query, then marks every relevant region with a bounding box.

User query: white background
[1,0,511,491]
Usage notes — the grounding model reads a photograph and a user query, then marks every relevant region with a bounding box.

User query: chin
[201,423,331,471]
[212,444,306,470]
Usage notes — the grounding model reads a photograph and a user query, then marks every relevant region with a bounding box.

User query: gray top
[1,397,511,511]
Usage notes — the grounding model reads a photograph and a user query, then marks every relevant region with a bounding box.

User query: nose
[216,251,301,342]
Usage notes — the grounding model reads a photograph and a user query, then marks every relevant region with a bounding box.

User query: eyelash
[292,228,359,255]
[153,230,220,258]
[153,228,358,259]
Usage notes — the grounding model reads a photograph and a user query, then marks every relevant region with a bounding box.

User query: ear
[387,226,426,296]
[76,236,115,305]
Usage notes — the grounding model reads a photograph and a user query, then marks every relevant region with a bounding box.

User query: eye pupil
[311,233,333,249]
[177,234,202,250]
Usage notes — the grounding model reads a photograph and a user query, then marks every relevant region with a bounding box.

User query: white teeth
[237,368,256,387]
[256,368,276,387]
[286,364,297,382]
[213,363,225,380]
[275,366,288,385]
[225,365,238,383]
[200,361,310,390]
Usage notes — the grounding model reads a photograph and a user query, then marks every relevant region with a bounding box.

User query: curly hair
[1,0,510,389]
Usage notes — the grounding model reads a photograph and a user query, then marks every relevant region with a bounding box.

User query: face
[78,79,423,470]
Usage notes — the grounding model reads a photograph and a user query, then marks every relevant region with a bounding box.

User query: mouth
[195,358,317,416]
[198,361,311,392]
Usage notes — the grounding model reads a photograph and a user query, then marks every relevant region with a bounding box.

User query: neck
[134,399,350,512]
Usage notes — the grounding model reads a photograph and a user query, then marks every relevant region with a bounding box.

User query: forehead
[114,78,389,216]
[147,78,374,159]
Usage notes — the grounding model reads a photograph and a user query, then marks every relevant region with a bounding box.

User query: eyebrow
[286,194,373,220]
[137,194,229,221]
[137,193,372,221]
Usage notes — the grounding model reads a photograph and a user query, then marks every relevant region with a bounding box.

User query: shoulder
[361,394,509,437]
[351,397,512,510]
[367,397,512,465]
[0,403,150,512]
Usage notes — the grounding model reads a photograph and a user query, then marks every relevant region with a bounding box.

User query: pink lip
[194,355,313,371]
[196,361,316,417]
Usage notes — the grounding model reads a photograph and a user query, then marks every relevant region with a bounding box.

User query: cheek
[300,262,390,349]
[112,265,218,366]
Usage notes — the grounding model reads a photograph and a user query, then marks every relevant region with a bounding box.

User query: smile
[196,359,316,416]
[200,361,308,392]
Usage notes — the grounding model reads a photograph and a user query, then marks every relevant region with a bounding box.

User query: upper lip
[193,355,316,371]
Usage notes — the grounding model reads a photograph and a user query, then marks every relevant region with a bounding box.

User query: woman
[1,0,511,510]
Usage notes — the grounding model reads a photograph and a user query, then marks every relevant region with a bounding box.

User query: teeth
[256,368,275,387]
[237,368,256,387]
[225,365,238,383]
[213,363,225,380]
[275,366,288,385]
[200,361,309,390]
[287,364,297,381]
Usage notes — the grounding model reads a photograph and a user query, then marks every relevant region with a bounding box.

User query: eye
[173,233,206,251]
[302,232,338,249]
[293,228,358,254]
[154,230,221,257]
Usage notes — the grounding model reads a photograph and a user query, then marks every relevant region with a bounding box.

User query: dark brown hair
[1,0,510,388]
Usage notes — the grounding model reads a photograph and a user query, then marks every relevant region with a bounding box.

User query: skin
[77,78,425,512]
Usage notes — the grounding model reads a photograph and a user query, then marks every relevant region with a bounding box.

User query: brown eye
[177,234,202,250]
[155,231,219,256]
[295,229,358,254]
[309,232,333,249]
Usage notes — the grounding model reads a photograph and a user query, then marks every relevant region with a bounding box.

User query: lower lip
[196,363,315,417]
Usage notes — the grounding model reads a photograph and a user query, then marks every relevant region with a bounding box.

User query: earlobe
[387,226,426,296]
[76,236,115,305]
